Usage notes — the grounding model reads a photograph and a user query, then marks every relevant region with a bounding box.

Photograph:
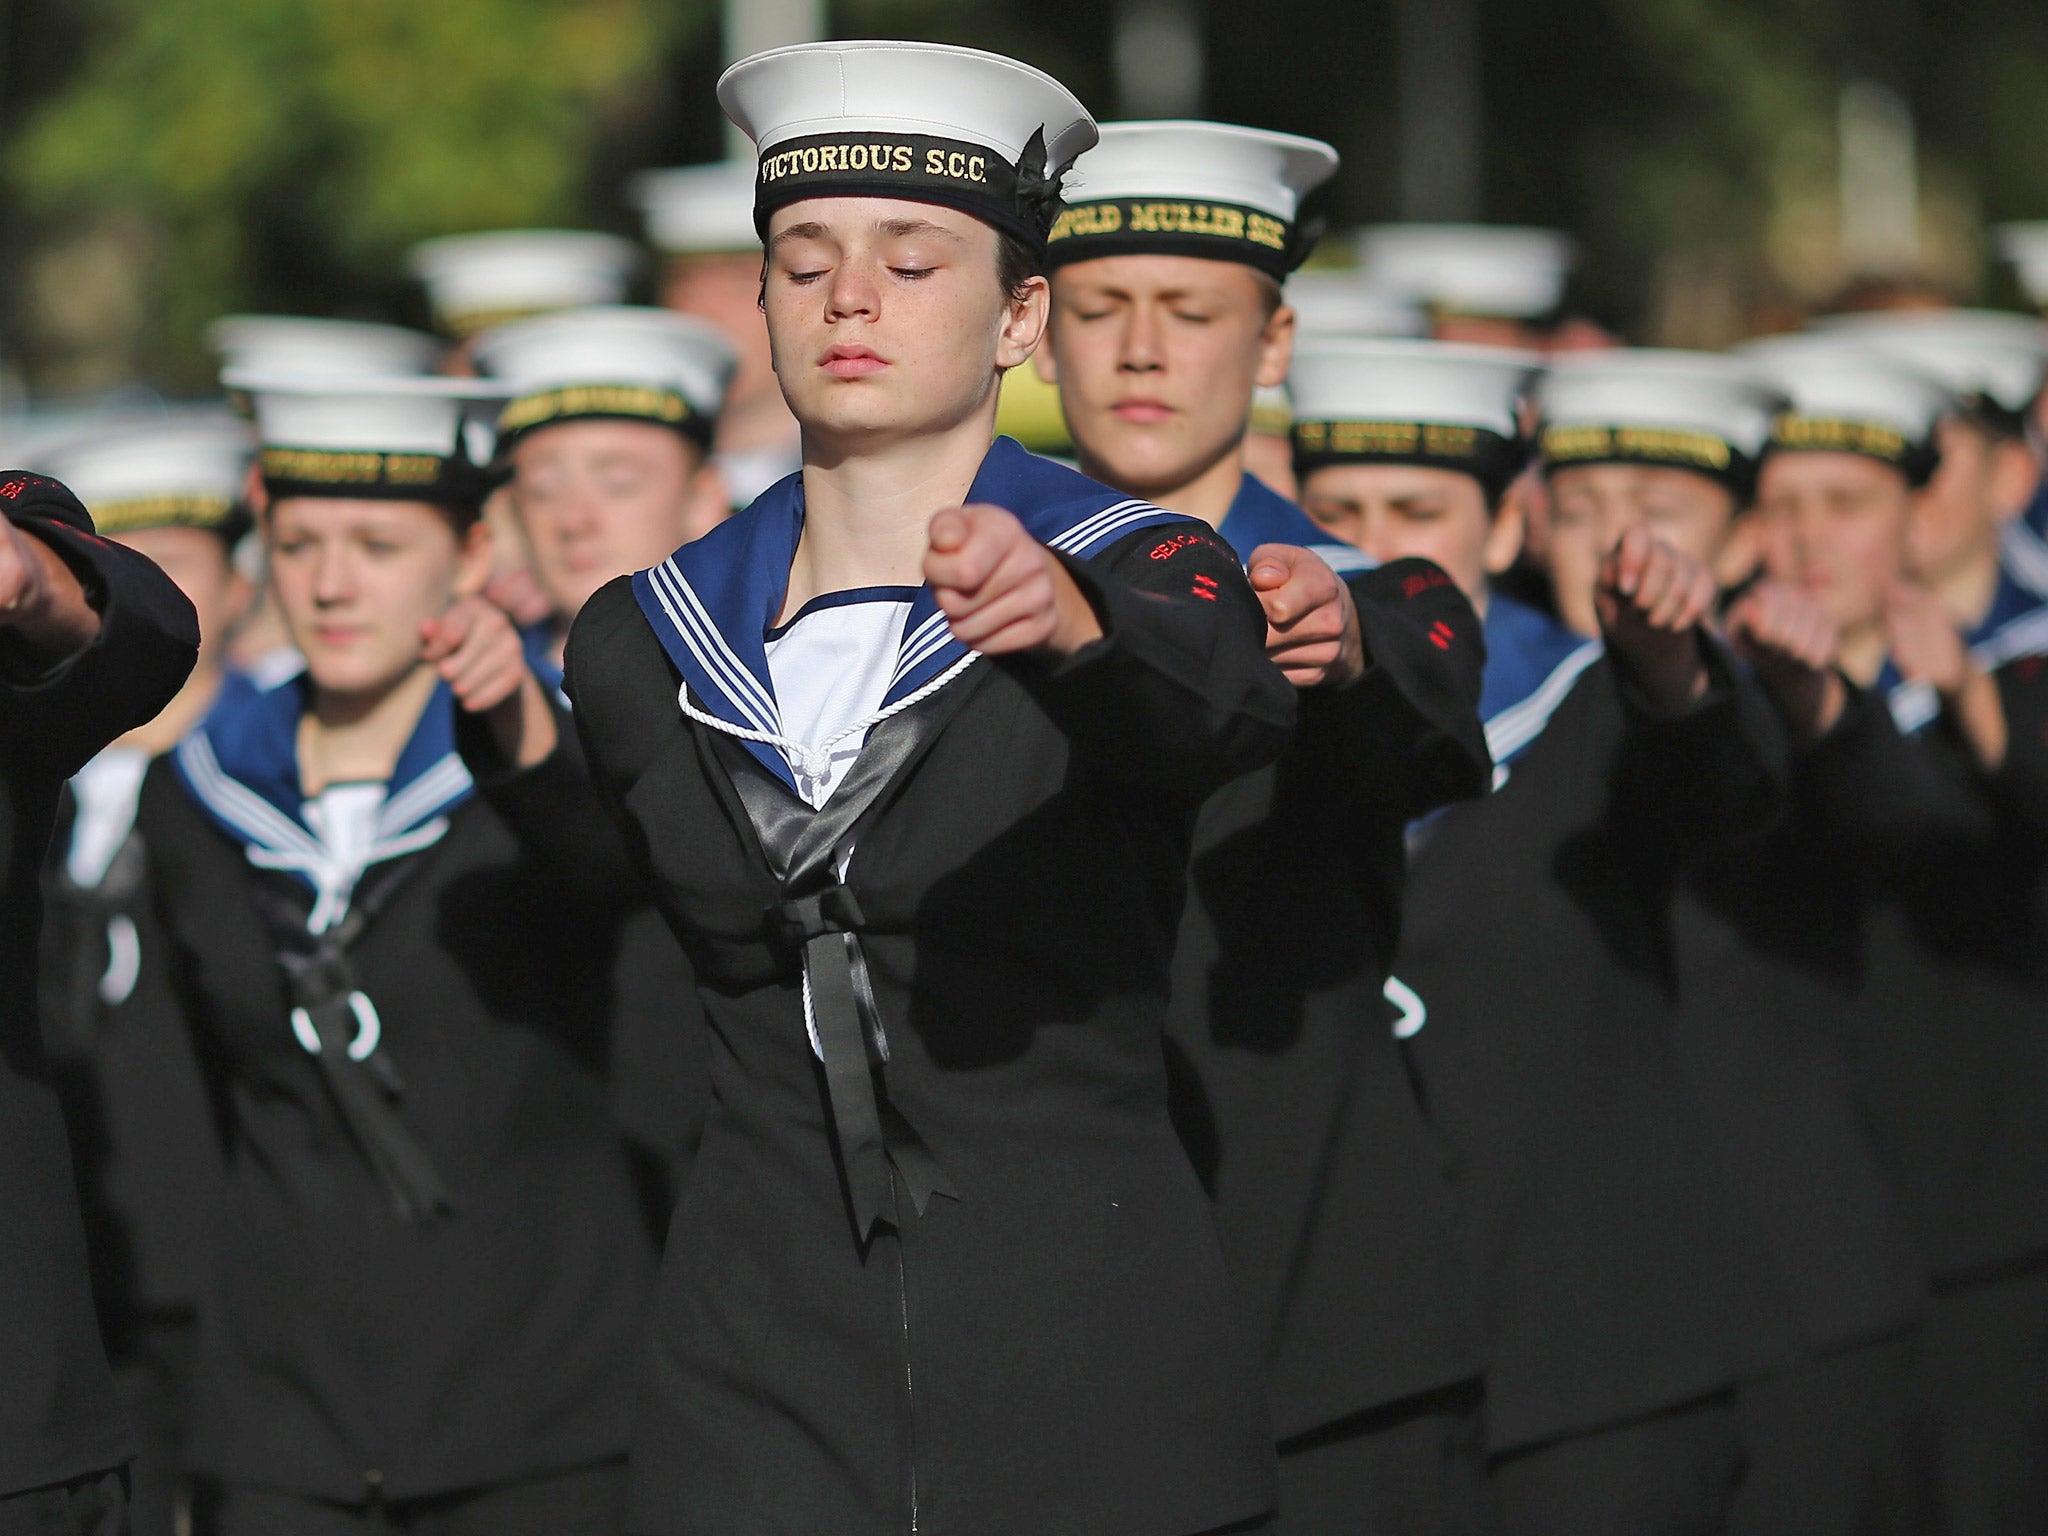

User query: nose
[1117,305,1164,374]
[311,543,353,606]
[824,259,879,324]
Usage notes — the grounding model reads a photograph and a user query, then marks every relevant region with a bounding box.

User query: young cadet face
[510,419,721,620]
[1909,416,2035,587]
[1545,463,1740,636]
[1300,463,1517,605]
[762,196,1046,445]
[1756,451,1912,636]
[112,524,250,670]
[1038,254,1292,497]
[266,497,491,699]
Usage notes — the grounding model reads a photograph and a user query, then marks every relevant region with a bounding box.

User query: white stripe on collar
[1485,639,1605,766]
[175,730,473,933]
[2004,522,2048,600]
[1888,602,2048,734]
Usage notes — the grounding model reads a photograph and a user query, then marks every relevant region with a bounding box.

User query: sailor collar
[1883,568,2048,735]
[172,672,475,932]
[1479,594,1604,772]
[632,435,1187,796]
[1216,472,1374,575]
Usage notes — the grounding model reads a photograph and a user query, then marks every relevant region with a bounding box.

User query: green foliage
[11,0,697,385]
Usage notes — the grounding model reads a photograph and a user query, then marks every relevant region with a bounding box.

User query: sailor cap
[1288,337,1539,496]
[629,161,763,256]
[208,316,441,380]
[408,230,641,337]
[1806,308,2047,423]
[34,413,255,538]
[1737,333,1955,485]
[718,40,1096,252]
[471,306,738,450]
[1046,120,1337,280]
[1994,222,2048,311]
[1537,349,1786,494]
[1357,224,1577,320]
[225,372,512,513]
[1283,270,1428,340]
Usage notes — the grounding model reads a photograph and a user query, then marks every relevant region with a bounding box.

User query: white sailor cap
[34,413,255,538]
[1736,334,1954,485]
[1805,308,2048,422]
[208,316,441,380]
[718,40,1097,252]
[408,230,642,337]
[1994,223,2048,311]
[1046,120,1338,280]
[1357,224,1578,320]
[629,161,763,256]
[1283,270,1429,340]
[1537,349,1786,494]
[1287,337,1540,496]
[471,306,739,450]
[224,371,512,514]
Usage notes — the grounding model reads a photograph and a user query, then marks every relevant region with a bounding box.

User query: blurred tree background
[5,0,2048,398]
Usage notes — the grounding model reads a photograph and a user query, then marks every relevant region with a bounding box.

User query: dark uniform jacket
[1171,476,1492,1440]
[1670,688,1933,1378]
[567,439,1297,1536]
[0,472,197,1495]
[134,675,655,1504]
[1394,599,1778,1453]
[1822,666,2048,1289]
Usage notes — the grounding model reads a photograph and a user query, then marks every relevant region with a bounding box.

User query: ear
[451,512,496,599]
[997,274,1051,372]
[223,568,257,632]
[1255,303,1297,390]
[1989,438,2041,525]
[1482,492,1526,576]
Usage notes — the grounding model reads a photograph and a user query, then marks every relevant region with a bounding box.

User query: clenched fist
[1595,525,1716,713]
[1724,578,1845,740]
[1248,544,1365,689]
[925,505,1102,657]
[420,595,556,766]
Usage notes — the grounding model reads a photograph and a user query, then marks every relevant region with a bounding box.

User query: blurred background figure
[32,415,253,1536]
[629,160,799,507]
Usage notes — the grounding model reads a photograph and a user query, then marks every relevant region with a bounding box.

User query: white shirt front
[66,747,152,888]
[765,588,917,809]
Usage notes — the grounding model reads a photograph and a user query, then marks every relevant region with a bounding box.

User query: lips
[821,345,887,379]
[1112,399,1174,424]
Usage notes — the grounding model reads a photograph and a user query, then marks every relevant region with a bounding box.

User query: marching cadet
[471,305,738,668]
[565,40,1296,1536]
[1991,227,2048,554]
[1807,307,2048,617]
[1310,340,1788,1533]
[630,161,803,507]
[1038,120,1494,1533]
[1,467,198,1536]
[1546,346,1939,1533]
[131,375,656,1533]
[207,315,446,689]
[470,303,738,1219]
[34,417,256,1536]
[1747,342,2048,1536]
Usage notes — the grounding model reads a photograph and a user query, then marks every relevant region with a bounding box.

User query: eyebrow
[769,215,967,253]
